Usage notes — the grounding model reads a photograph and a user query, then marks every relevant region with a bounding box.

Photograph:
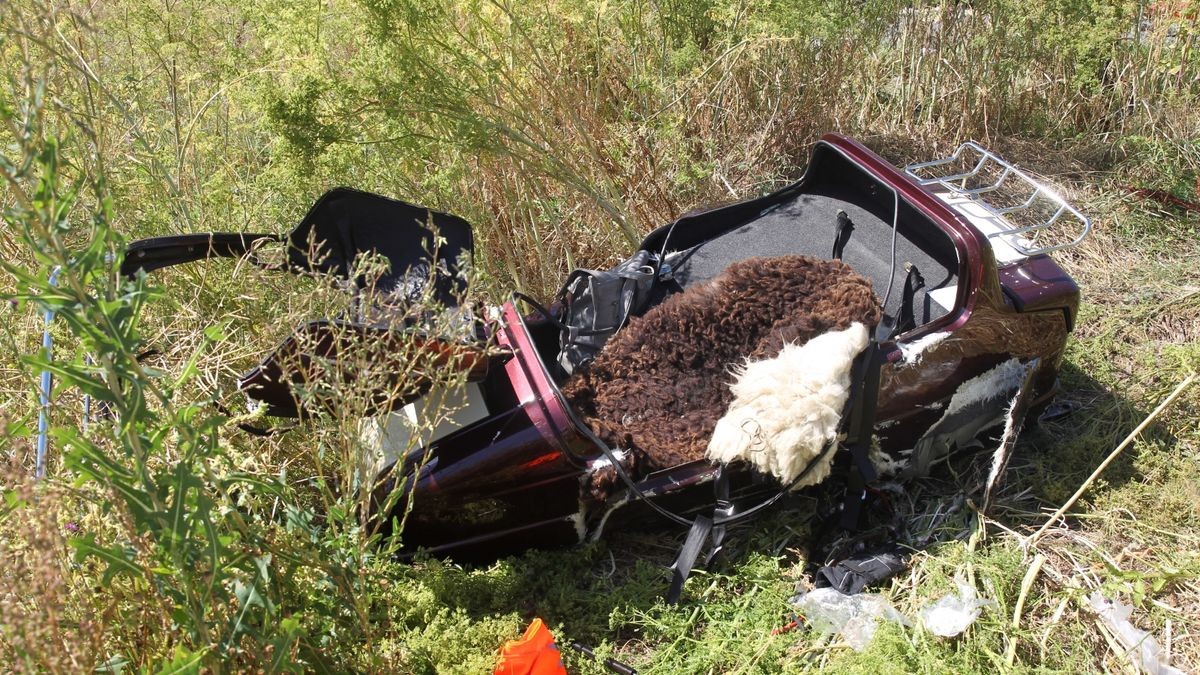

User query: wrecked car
[122,134,1089,566]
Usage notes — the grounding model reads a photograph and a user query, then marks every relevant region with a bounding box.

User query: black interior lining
[662,186,958,327]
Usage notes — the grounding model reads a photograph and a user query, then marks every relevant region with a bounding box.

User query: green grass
[2,0,1199,671]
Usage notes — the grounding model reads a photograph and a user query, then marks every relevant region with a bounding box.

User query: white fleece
[706,322,869,487]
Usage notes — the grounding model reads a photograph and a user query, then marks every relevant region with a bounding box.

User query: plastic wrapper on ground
[1088,592,1185,675]
[791,587,909,651]
[919,580,996,637]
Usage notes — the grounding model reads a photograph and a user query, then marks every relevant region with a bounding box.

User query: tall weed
[267,0,1198,296]
[0,5,482,669]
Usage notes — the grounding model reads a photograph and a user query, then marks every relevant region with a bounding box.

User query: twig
[1092,617,1133,674]
[1120,185,1200,213]
[1165,618,1173,665]
[1028,374,1197,546]
[1040,594,1070,650]
[1005,553,1046,666]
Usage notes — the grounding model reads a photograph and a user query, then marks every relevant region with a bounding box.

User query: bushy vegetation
[1,0,1198,672]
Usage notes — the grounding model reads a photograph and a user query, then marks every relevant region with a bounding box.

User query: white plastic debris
[897,330,949,366]
[1087,593,1185,675]
[792,587,908,651]
[920,580,996,637]
[944,358,1029,417]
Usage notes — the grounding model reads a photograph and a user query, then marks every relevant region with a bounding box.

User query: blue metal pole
[82,359,91,435]
[36,266,60,479]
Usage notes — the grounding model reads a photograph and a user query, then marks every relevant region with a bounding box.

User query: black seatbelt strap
[832,210,855,260]
[667,351,883,599]
[666,466,736,604]
[633,340,881,602]
[839,341,884,530]
[893,264,926,338]
[666,515,713,605]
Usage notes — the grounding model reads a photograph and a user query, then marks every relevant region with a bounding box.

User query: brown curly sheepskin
[562,255,882,491]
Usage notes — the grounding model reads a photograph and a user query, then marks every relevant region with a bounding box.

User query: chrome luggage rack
[905,141,1090,261]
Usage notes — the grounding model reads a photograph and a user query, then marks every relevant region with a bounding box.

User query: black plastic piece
[570,642,638,675]
[121,188,475,306]
[121,232,281,278]
[815,550,909,594]
[283,187,473,307]
[832,210,856,260]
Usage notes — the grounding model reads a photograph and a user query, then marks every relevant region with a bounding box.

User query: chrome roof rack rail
[905,141,1091,260]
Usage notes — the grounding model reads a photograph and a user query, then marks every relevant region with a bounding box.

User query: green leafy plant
[1,12,484,669]
[1,55,304,670]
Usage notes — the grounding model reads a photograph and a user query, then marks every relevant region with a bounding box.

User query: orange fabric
[494,618,567,675]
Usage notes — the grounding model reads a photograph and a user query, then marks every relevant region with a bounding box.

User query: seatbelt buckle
[706,499,735,566]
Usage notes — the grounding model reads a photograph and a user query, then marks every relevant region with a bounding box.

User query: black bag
[557,250,659,375]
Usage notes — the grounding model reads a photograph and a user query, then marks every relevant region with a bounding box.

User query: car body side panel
[384,304,590,557]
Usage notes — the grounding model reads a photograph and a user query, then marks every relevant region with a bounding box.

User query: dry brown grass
[0,452,109,673]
